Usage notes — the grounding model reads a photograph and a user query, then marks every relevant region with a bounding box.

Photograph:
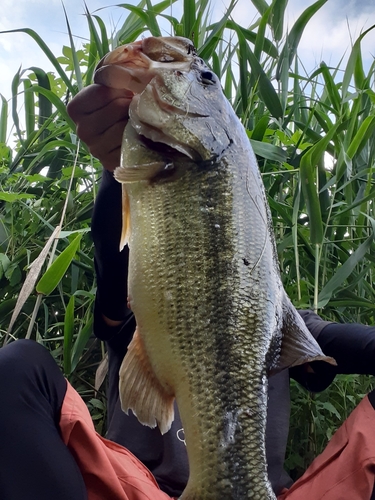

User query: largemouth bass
[95,37,335,500]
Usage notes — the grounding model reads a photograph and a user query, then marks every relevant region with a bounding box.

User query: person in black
[1,83,375,499]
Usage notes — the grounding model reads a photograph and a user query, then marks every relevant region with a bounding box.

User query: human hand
[67,82,132,171]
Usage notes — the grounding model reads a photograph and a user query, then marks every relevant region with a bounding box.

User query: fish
[94,36,336,500]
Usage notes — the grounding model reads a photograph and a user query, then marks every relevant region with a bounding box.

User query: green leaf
[276,0,327,80]
[232,23,283,118]
[36,233,83,295]
[250,139,288,162]
[342,24,375,97]
[23,79,35,137]
[63,294,75,375]
[11,68,23,143]
[62,5,83,92]
[247,47,283,119]
[24,85,76,131]
[250,0,269,16]
[0,94,8,144]
[28,67,52,133]
[0,192,35,202]
[270,0,288,42]
[71,315,94,372]
[318,235,374,306]
[225,20,278,59]
[144,0,162,36]
[5,264,22,286]
[346,116,375,159]
[254,3,271,60]
[300,123,340,244]
[321,401,341,419]
[0,253,11,279]
[319,62,341,114]
[183,0,196,39]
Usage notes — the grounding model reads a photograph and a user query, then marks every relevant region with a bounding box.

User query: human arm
[292,309,375,391]
[67,83,131,325]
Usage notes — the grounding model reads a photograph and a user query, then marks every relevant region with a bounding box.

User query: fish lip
[94,39,196,99]
[96,40,146,70]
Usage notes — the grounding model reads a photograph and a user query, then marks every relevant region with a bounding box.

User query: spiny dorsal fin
[119,328,175,435]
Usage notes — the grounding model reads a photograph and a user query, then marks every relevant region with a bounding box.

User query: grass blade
[318,236,374,306]
[62,4,83,92]
[0,94,8,143]
[63,294,75,375]
[6,226,61,338]
[276,0,328,80]
[71,314,94,372]
[36,233,83,296]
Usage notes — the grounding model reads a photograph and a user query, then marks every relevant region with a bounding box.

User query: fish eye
[200,70,216,85]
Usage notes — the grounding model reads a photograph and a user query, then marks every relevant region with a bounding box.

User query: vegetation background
[1,0,374,480]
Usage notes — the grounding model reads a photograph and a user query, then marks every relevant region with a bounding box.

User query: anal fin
[119,328,175,435]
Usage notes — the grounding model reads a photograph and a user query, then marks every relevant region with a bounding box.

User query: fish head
[95,37,233,164]
[129,59,233,162]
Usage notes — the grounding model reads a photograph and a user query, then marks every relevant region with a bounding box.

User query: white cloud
[0,0,374,101]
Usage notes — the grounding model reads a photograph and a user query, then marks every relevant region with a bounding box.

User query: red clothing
[60,382,172,500]
[279,395,375,500]
[60,381,375,500]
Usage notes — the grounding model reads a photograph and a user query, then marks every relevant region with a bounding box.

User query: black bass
[95,37,335,500]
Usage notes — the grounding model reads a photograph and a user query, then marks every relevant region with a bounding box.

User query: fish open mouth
[94,37,206,160]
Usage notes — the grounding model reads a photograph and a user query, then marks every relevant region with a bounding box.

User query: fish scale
[97,35,335,500]
[124,157,276,498]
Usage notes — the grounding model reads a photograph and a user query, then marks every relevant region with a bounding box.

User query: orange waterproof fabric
[59,382,172,500]
[278,395,375,500]
[60,382,375,500]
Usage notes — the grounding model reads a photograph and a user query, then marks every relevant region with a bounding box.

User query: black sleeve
[91,169,130,323]
[314,320,375,377]
[291,310,375,391]
[91,168,137,420]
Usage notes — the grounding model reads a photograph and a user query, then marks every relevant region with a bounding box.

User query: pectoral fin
[269,294,337,376]
[114,161,168,183]
[114,122,170,184]
[119,328,175,435]
[118,185,130,251]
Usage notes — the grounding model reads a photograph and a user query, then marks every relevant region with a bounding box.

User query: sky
[0,0,374,102]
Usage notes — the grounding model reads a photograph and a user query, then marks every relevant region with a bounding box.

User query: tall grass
[0,0,375,474]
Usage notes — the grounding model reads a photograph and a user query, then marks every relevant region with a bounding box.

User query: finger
[100,147,122,172]
[67,84,132,121]
[75,97,129,145]
[86,120,127,170]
